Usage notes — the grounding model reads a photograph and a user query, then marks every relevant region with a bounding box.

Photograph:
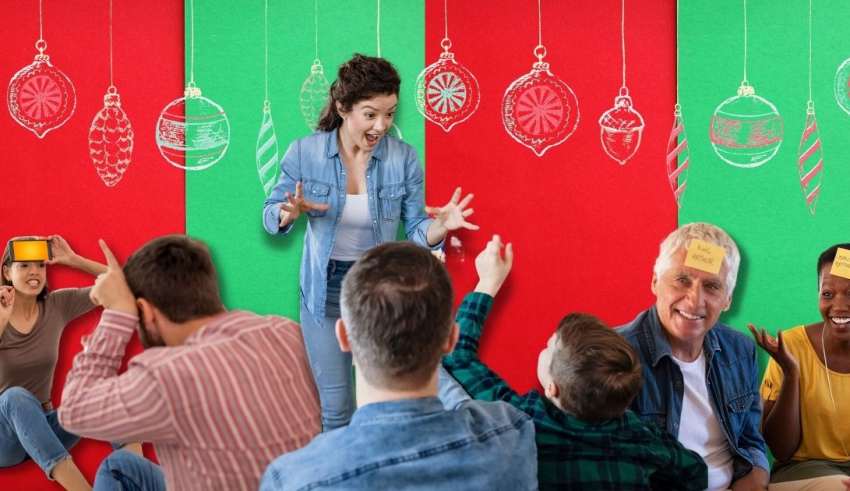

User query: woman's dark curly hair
[315,54,401,132]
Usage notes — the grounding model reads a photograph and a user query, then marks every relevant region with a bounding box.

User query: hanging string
[675,0,679,102]
[314,0,319,60]
[742,0,748,83]
[189,0,195,85]
[264,0,269,101]
[109,0,114,87]
[39,0,43,41]
[808,0,812,101]
[537,0,542,47]
[376,0,382,57]
[443,0,448,40]
[621,0,626,89]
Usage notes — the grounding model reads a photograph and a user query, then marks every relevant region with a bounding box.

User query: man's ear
[442,322,460,354]
[544,381,560,401]
[335,318,351,353]
[650,273,659,296]
[137,299,158,334]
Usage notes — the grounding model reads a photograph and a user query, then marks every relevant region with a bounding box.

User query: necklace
[821,324,850,459]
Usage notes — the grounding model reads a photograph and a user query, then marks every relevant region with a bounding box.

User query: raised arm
[47,235,107,276]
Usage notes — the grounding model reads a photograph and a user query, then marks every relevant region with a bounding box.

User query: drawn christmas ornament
[797,1,823,215]
[834,58,850,115]
[599,88,644,164]
[415,0,480,132]
[256,0,279,196]
[155,0,230,171]
[8,1,76,139]
[89,87,133,187]
[666,105,689,207]
[598,0,644,165]
[300,59,329,131]
[709,0,783,169]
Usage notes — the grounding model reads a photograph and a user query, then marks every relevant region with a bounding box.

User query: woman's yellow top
[761,325,850,462]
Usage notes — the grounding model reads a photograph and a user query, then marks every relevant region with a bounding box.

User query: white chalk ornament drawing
[8,40,76,138]
[666,104,689,207]
[834,59,850,115]
[300,59,330,131]
[599,0,644,165]
[415,0,480,132]
[798,1,823,215]
[89,87,133,187]
[256,0,279,196]
[155,0,229,171]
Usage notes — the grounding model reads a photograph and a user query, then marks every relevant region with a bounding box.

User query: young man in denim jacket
[260,241,537,491]
[617,223,769,491]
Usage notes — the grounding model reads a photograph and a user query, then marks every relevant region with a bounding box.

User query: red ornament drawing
[599,88,645,165]
[666,105,689,207]
[797,102,823,214]
[7,40,76,138]
[502,47,579,157]
[416,38,480,132]
[89,86,134,187]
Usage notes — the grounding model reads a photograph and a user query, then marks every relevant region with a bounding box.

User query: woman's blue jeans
[0,386,79,478]
[301,259,356,431]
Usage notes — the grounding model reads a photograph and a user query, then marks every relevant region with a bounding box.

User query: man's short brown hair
[340,242,453,390]
[549,313,642,423]
[123,235,224,322]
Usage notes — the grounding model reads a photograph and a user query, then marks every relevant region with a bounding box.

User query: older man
[617,223,769,491]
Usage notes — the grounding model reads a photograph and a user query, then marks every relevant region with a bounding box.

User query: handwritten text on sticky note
[684,239,726,275]
[830,248,850,280]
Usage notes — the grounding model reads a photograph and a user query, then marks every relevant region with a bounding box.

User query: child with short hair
[443,234,708,490]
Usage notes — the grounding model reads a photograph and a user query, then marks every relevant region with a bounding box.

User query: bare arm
[47,235,107,276]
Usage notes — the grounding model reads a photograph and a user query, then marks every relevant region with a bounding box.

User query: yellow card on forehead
[684,239,725,274]
[830,248,850,280]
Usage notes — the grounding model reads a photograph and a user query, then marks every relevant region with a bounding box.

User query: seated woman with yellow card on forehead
[0,235,106,491]
[750,243,850,490]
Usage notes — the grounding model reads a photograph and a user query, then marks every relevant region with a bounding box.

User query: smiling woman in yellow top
[750,243,850,490]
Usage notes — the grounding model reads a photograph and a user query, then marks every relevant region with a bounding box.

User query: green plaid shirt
[443,292,708,491]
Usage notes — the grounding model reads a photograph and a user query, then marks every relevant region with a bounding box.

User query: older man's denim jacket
[617,307,769,482]
[259,397,538,491]
[262,130,438,318]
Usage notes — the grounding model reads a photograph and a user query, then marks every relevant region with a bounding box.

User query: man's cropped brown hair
[123,235,224,322]
[549,313,642,423]
[340,242,453,389]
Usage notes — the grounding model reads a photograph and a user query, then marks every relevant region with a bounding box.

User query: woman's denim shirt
[617,307,769,481]
[262,130,438,318]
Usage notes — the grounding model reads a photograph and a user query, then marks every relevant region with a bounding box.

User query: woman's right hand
[279,181,330,228]
[748,324,799,373]
[0,286,14,326]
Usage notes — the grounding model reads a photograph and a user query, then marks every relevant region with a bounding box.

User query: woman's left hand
[426,187,480,233]
[46,235,77,267]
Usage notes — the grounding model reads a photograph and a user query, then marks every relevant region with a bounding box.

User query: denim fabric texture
[260,397,538,491]
[92,449,166,491]
[616,306,769,481]
[0,387,79,477]
[262,130,440,320]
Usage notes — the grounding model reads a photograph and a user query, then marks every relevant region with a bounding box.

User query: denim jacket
[616,307,769,481]
[262,130,439,318]
[259,397,538,491]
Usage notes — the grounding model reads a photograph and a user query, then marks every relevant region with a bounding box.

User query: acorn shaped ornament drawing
[599,87,644,165]
[8,39,76,138]
[709,81,783,168]
[89,86,133,187]
[300,59,330,131]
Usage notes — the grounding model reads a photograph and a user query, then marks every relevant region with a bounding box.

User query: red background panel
[425,0,677,393]
[0,0,183,488]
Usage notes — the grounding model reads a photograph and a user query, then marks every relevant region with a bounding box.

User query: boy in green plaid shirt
[442,234,708,491]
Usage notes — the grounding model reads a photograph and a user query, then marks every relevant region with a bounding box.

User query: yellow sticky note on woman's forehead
[684,239,725,274]
[830,248,850,279]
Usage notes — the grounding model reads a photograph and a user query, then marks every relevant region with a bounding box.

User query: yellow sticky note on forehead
[830,248,850,280]
[684,239,725,274]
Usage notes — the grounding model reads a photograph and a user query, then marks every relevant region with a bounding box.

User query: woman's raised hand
[279,181,330,228]
[46,235,76,266]
[426,187,480,234]
[748,324,799,373]
[0,286,15,326]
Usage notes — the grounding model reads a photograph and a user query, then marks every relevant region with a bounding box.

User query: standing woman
[750,243,850,490]
[0,236,106,490]
[262,54,477,430]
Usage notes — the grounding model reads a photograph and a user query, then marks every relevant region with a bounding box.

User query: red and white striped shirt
[59,310,321,490]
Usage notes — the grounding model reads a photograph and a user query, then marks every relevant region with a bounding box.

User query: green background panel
[680,0,850,348]
[185,0,425,319]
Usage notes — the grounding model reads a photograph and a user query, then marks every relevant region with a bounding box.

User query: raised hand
[473,234,514,297]
[90,240,137,315]
[748,324,799,373]
[279,181,331,228]
[46,235,76,266]
[426,187,480,234]
[0,286,15,326]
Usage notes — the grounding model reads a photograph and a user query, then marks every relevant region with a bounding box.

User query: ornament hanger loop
[533,44,547,61]
[807,99,815,115]
[264,99,271,112]
[184,81,202,98]
[440,37,452,51]
[674,103,682,114]
[619,86,630,97]
[737,80,755,96]
[107,85,118,95]
[35,39,47,53]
